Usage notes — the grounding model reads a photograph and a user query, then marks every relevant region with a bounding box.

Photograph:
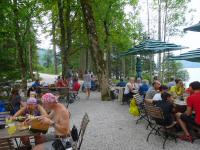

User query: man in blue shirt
[32,79,41,96]
[116,79,126,87]
[32,79,41,87]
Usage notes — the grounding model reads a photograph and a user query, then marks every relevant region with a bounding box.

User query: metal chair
[134,94,150,126]
[4,102,14,115]
[75,113,90,150]
[144,104,177,149]
[0,138,14,150]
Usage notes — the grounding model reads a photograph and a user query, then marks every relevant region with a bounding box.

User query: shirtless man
[33,93,70,150]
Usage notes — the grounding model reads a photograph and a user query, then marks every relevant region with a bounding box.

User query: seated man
[33,93,71,150]
[32,79,42,96]
[116,78,126,87]
[145,80,161,102]
[56,76,66,87]
[176,81,200,142]
[153,85,168,101]
[138,80,149,97]
[153,92,175,126]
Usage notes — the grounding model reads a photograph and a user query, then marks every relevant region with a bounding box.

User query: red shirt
[73,82,80,91]
[187,92,200,125]
[56,79,65,87]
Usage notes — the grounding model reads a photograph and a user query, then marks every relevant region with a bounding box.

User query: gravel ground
[68,91,200,150]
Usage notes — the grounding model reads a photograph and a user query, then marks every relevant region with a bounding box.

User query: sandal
[179,134,193,142]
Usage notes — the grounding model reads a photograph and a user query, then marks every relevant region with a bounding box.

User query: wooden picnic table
[0,127,37,140]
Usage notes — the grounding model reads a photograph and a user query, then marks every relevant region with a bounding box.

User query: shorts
[180,114,200,127]
[42,134,72,150]
[84,82,91,89]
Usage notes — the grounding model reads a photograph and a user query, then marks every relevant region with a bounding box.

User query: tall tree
[80,0,110,100]
[57,0,67,76]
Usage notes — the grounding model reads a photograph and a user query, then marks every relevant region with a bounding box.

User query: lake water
[185,68,200,87]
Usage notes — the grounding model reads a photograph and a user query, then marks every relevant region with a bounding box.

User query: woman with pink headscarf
[11,97,47,147]
[12,97,47,119]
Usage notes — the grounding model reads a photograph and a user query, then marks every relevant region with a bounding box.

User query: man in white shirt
[153,85,169,101]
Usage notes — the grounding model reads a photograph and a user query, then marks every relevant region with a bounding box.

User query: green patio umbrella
[120,39,187,79]
[120,39,187,56]
[184,21,200,32]
[169,48,200,63]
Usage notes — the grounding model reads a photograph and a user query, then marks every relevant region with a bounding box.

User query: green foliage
[37,64,61,75]
[162,56,189,82]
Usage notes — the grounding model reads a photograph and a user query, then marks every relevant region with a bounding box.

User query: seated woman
[123,77,137,104]
[27,86,36,98]
[169,79,185,98]
[11,97,47,146]
[9,88,25,114]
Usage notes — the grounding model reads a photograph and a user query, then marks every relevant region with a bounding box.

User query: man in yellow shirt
[169,79,185,97]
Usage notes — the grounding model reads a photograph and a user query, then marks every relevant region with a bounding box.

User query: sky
[37,0,200,52]
[137,0,200,54]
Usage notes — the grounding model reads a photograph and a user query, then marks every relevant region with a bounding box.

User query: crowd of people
[6,88,71,149]
[2,72,200,149]
[0,70,98,149]
[118,76,200,142]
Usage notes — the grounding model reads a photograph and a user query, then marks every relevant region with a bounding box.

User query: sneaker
[179,134,193,142]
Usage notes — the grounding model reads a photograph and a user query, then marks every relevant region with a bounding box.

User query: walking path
[68,92,200,150]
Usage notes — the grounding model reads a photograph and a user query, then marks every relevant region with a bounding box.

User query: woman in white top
[123,77,136,103]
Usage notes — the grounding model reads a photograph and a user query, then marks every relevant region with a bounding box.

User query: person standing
[83,70,92,99]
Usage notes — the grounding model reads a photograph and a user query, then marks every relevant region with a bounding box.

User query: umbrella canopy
[184,21,200,32]
[120,39,187,56]
[169,48,200,63]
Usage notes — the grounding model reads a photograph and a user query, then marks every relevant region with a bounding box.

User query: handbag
[129,98,140,116]
[52,139,65,150]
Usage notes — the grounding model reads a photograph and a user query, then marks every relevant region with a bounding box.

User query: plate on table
[174,100,186,106]
[16,122,29,131]
[15,116,26,122]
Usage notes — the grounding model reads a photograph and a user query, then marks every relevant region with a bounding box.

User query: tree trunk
[80,0,110,101]
[52,15,58,74]
[28,42,34,80]
[163,0,168,42]
[65,0,72,72]
[104,20,111,79]
[57,0,67,76]
[85,48,89,71]
[158,0,162,80]
[13,0,27,90]
[147,0,150,35]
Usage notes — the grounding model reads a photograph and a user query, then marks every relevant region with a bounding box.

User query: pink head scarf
[41,93,58,103]
[27,97,37,105]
